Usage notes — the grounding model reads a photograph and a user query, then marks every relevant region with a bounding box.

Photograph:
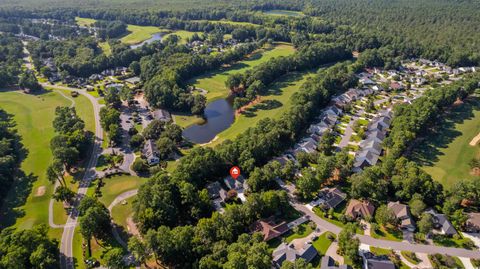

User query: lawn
[285,222,314,243]
[212,71,313,145]
[97,175,144,207]
[431,234,475,250]
[188,42,296,102]
[172,112,205,128]
[111,196,135,231]
[411,97,480,188]
[120,24,167,45]
[312,204,364,235]
[429,254,465,269]
[191,19,259,27]
[163,30,203,44]
[75,16,96,27]
[370,246,392,256]
[0,89,93,232]
[263,10,304,17]
[371,224,403,242]
[98,41,111,56]
[312,232,335,255]
[401,251,421,265]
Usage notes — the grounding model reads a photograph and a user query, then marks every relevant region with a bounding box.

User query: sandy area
[35,186,46,197]
[126,215,140,237]
[469,133,480,146]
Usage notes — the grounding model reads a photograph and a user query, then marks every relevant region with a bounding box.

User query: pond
[130,32,164,49]
[182,98,235,144]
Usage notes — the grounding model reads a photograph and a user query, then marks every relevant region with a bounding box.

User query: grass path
[188,43,295,102]
[0,90,94,235]
[412,96,480,188]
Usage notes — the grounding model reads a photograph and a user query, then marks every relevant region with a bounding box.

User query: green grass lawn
[263,10,304,17]
[411,97,480,188]
[285,222,314,243]
[371,225,403,242]
[98,175,144,207]
[75,17,96,27]
[401,251,421,265]
[313,205,365,235]
[98,41,111,56]
[163,30,202,44]
[431,234,475,250]
[429,254,465,269]
[188,43,295,102]
[111,196,135,231]
[120,24,167,45]
[0,89,93,233]
[211,71,313,145]
[370,246,392,256]
[312,232,335,255]
[172,113,205,128]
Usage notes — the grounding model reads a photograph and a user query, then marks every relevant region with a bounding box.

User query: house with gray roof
[388,201,415,232]
[143,139,159,165]
[426,209,457,236]
[359,139,383,156]
[272,243,318,268]
[353,150,380,171]
[313,187,347,209]
[321,256,349,269]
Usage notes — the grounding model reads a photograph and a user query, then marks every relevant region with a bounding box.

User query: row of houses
[353,110,392,172]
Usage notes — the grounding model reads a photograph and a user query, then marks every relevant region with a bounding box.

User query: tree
[191,94,206,115]
[104,87,122,109]
[128,237,150,267]
[161,123,183,144]
[100,107,120,131]
[130,134,144,150]
[104,248,127,269]
[108,123,122,146]
[338,223,360,265]
[295,168,319,200]
[53,107,85,134]
[280,259,313,269]
[132,158,149,173]
[143,120,165,140]
[375,205,397,226]
[129,61,141,75]
[409,195,426,218]
[53,186,75,204]
[19,70,41,91]
[78,204,111,242]
[317,130,335,156]
[46,160,66,186]
[156,137,176,160]
[417,213,433,234]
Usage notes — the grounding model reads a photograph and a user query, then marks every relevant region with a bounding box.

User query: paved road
[47,84,104,269]
[107,189,139,247]
[279,180,480,259]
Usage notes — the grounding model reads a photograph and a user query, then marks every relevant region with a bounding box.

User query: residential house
[364,256,395,269]
[295,138,317,154]
[387,201,416,231]
[345,199,375,220]
[251,216,290,241]
[426,209,457,236]
[359,77,376,86]
[465,213,480,233]
[272,243,318,268]
[206,181,227,212]
[312,187,347,209]
[353,150,380,171]
[143,139,159,165]
[152,109,171,122]
[359,139,383,156]
[224,174,246,191]
[320,256,349,269]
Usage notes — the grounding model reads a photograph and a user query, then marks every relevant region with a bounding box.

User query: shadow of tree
[410,96,480,166]
[0,172,37,228]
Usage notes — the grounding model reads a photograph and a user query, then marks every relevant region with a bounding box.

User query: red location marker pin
[230,166,241,180]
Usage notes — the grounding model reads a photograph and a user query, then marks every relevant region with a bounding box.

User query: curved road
[45,84,104,269]
[279,181,480,260]
[107,189,139,248]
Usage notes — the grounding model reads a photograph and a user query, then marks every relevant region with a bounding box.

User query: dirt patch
[35,186,46,197]
[126,215,140,237]
[470,167,480,176]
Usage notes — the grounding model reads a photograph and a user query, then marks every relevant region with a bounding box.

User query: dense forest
[0,109,24,203]
[0,35,23,87]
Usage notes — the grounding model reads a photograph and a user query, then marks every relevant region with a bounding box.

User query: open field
[120,24,167,45]
[163,30,202,44]
[0,89,94,231]
[263,10,304,17]
[98,175,144,207]
[98,41,111,56]
[411,96,480,188]
[75,17,96,27]
[211,71,313,145]
[189,43,295,102]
